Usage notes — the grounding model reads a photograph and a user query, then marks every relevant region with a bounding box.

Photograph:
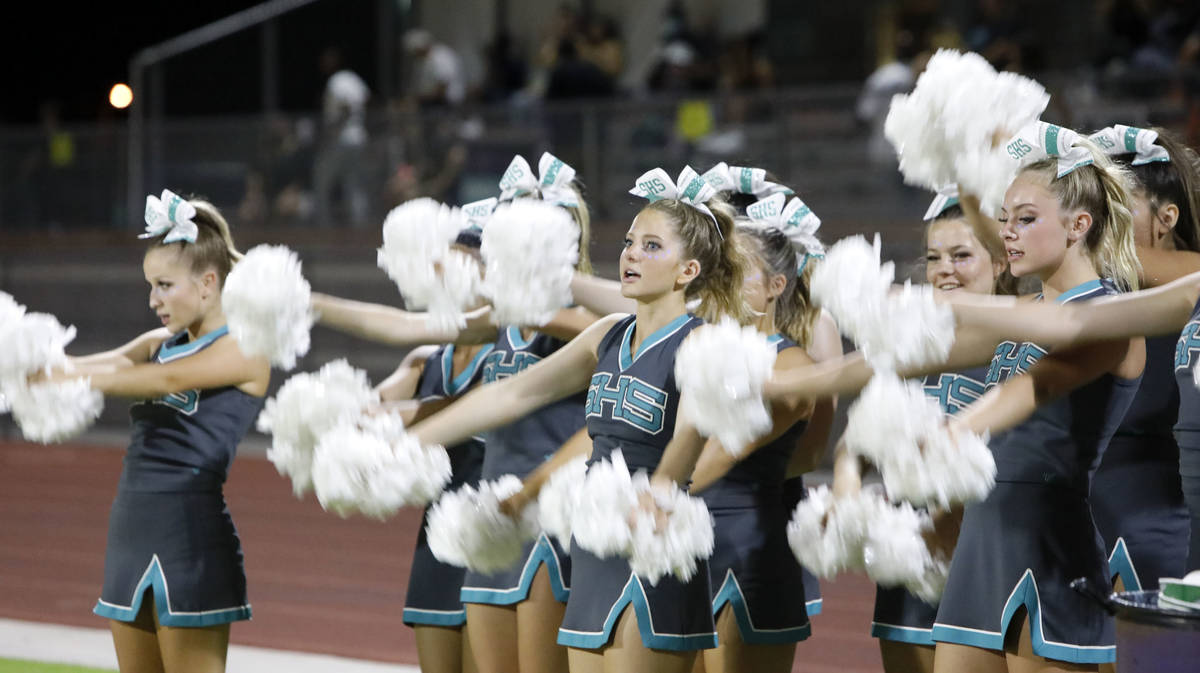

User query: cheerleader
[406,166,751,673]
[48,193,269,672]
[683,206,823,673]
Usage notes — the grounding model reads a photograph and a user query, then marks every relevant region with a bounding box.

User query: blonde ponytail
[148,197,242,285]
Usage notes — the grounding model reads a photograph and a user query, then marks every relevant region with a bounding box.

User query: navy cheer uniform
[1093,334,1188,591]
[460,327,586,606]
[94,327,264,627]
[931,280,1141,664]
[702,334,812,644]
[403,343,492,627]
[557,313,717,651]
[872,365,987,646]
[1173,297,1200,569]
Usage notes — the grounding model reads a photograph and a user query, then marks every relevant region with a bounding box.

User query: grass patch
[0,659,115,673]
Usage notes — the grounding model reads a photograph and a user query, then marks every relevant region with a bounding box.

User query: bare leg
[568,647,604,673]
[414,625,467,673]
[465,602,519,673]
[880,641,936,673]
[516,564,570,673]
[1006,612,1098,673]
[153,600,230,673]
[700,606,794,673]
[933,642,1008,673]
[109,596,165,673]
[603,606,695,673]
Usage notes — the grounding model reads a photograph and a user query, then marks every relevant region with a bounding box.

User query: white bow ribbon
[745,193,824,270]
[140,189,198,244]
[461,197,498,229]
[630,166,721,235]
[498,152,580,208]
[923,184,961,221]
[1088,125,1170,166]
[701,162,793,198]
[1003,121,1094,178]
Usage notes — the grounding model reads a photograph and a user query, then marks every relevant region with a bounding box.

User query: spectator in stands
[404,29,466,109]
[964,0,1037,72]
[856,29,925,170]
[312,46,370,228]
[546,38,615,100]
[481,31,528,103]
[578,14,624,81]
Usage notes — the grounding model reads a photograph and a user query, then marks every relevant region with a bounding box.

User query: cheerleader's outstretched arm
[787,311,843,478]
[63,336,270,398]
[67,328,172,374]
[501,426,593,516]
[409,314,618,448]
[570,272,636,316]
[312,292,499,346]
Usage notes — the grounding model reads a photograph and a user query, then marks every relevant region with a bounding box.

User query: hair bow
[461,197,498,230]
[745,192,824,272]
[923,184,961,221]
[140,189,198,244]
[1088,125,1170,166]
[701,162,793,198]
[630,166,721,236]
[1003,121,1094,178]
[498,152,580,208]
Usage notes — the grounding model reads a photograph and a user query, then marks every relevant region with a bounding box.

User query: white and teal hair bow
[745,192,824,273]
[923,184,960,221]
[1003,121,1094,178]
[461,197,498,230]
[1088,124,1170,166]
[498,152,580,208]
[140,189,198,244]
[701,162,794,199]
[629,165,722,235]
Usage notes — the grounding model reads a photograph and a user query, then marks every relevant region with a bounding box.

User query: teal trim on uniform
[871,622,935,645]
[403,607,467,627]
[711,572,811,644]
[461,534,570,605]
[507,326,535,350]
[931,569,1115,664]
[766,334,783,346]
[806,598,823,616]
[618,314,693,372]
[1107,537,1143,592]
[157,326,229,362]
[441,344,496,396]
[93,555,252,627]
[557,575,718,651]
[1054,280,1104,304]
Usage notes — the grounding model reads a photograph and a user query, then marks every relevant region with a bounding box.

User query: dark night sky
[3,0,383,126]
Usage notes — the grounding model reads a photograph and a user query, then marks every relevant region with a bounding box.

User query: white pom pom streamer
[376,198,479,330]
[810,234,893,342]
[257,360,378,496]
[674,319,777,456]
[7,379,104,443]
[222,245,314,370]
[537,456,589,550]
[570,451,715,585]
[845,372,995,508]
[862,501,950,603]
[884,49,1049,216]
[311,411,452,519]
[0,308,76,382]
[786,485,884,577]
[426,475,540,573]
[480,200,579,326]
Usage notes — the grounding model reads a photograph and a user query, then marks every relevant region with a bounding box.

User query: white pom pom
[866,283,955,371]
[786,485,884,578]
[537,456,589,550]
[7,379,104,443]
[884,49,1049,217]
[480,200,579,326]
[0,310,76,382]
[376,198,478,330]
[257,360,378,496]
[845,372,995,508]
[810,235,893,339]
[862,501,949,603]
[674,319,777,456]
[311,411,452,519]
[426,475,540,572]
[571,451,714,584]
[222,245,314,370]
[627,473,715,585]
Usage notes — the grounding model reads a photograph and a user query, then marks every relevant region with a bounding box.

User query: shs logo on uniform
[585,372,669,434]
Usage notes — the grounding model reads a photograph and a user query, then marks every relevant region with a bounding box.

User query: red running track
[0,440,884,672]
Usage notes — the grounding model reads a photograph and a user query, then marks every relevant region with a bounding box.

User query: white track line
[0,618,419,673]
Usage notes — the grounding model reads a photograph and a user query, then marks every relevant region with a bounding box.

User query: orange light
[109,83,133,109]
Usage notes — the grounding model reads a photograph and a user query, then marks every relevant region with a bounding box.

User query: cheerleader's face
[999,172,1075,279]
[144,246,218,334]
[620,209,698,300]
[924,218,1000,295]
[740,247,785,314]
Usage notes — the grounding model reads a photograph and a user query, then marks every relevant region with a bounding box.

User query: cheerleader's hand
[498,485,533,520]
[630,488,669,533]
